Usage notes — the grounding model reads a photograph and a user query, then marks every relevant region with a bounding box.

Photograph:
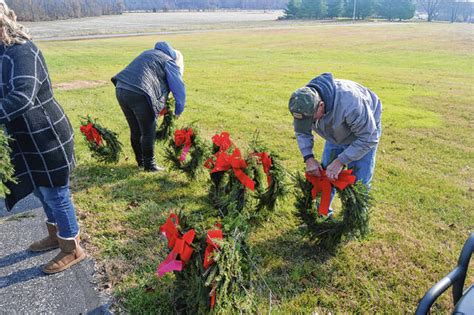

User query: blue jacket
[112,42,186,116]
[296,73,382,164]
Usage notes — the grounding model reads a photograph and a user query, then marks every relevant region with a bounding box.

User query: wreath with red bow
[80,116,123,164]
[156,98,176,142]
[158,212,254,313]
[248,138,288,215]
[205,133,288,221]
[164,126,209,179]
[294,169,371,249]
[204,132,254,216]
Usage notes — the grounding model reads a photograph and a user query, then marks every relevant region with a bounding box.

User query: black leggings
[116,88,156,162]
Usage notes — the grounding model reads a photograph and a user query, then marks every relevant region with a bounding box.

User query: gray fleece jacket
[296,74,382,165]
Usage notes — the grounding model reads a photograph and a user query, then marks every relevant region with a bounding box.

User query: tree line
[7,0,125,21]
[283,0,472,22]
[9,0,287,21]
[123,0,287,11]
[283,0,416,20]
[8,0,472,22]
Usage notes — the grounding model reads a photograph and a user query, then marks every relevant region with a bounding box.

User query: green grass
[36,22,474,313]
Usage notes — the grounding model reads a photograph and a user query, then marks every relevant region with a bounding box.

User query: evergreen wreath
[80,116,122,164]
[156,98,176,142]
[0,129,15,196]
[207,170,248,217]
[205,133,289,223]
[248,137,288,215]
[204,133,254,217]
[294,171,371,249]
[157,132,289,313]
[202,226,255,313]
[164,126,209,179]
[161,212,255,313]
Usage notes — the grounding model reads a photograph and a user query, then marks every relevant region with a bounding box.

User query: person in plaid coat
[0,1,85,274]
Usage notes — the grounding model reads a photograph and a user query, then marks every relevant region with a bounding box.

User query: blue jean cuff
[57,229,80,240]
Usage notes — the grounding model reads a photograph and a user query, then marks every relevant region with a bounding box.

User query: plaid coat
[0,41,75,210]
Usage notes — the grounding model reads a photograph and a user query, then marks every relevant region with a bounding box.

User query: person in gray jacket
[112,42,185,172]
[289,73,382,214]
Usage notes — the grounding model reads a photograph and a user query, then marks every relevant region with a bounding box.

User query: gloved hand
[305,157,323,177]
[326,158,344,181]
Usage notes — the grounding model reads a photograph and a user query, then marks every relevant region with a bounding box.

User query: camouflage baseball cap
[288,87,320,133]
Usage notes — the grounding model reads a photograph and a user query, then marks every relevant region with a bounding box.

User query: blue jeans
[34,186,80,239]
[321,141,378,210]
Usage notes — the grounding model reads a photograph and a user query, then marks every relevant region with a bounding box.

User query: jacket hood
[306,73,336,113]
[154,41,177,60]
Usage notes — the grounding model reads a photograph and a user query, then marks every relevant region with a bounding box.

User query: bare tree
[7,0,124,21]
[448,0,462,22]
[418,0,443,21]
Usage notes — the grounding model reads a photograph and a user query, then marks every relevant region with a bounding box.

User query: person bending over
[289,73,382,215]
[112,41,186,172]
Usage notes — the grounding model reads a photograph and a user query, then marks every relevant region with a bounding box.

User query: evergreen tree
[284,0,301,19]
[357,0,376,19]
[377,0,414,21]
[377,0,396,20]
[395,0,415,20]
[344,0,375,19]
[327,0,343,18]
[300,0,327,19]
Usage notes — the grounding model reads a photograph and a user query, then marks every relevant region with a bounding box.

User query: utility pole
[352,0,357,21]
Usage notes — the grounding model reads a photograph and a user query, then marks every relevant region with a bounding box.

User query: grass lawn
[37,22,473,313]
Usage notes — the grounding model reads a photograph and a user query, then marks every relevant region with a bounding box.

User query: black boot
[131,137,143,168]
[143,156,165,172]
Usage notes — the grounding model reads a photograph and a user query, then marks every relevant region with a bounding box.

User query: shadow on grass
[71,163,194,198]
[71,164,139,191]
[252,227,341,303]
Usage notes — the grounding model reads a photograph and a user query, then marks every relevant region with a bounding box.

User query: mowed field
[24,11,283,40]
[36,22,473,313]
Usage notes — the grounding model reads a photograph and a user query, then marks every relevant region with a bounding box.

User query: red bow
[174,128,194,161]
[253,152,273,186]
[212,132,233,152]
[305,170,356,216]
[80,123,102,146]
[210,148,255,191]
[203,226,223,308]
[159,107,169,117]
[203,227,223,269]
[157,214,195,277]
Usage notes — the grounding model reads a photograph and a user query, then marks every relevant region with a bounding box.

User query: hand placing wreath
[294,169,371,249]
[156,98,177,142]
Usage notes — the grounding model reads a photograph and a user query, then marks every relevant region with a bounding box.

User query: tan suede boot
[42,236,86,274]
[28,222,59,252]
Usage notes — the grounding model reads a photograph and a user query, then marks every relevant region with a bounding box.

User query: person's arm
[296,131,315,162]
[296,131,323,176]
[164,60,186,116]
[0,45,43,124]
[337,98,379,165]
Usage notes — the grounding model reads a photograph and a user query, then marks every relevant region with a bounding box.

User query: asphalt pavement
[0,194,110,314]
